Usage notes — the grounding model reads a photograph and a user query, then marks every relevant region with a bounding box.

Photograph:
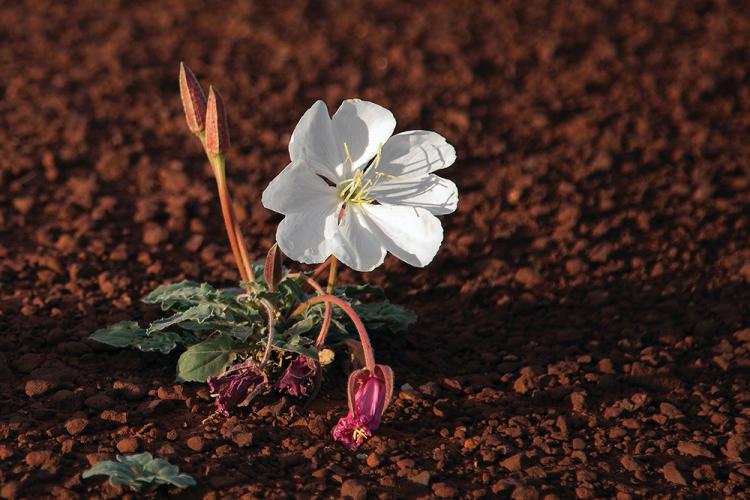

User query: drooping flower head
[262,100,458,272]
[207,359,267,415]
[332,364,394,449]
[276,355,317,397]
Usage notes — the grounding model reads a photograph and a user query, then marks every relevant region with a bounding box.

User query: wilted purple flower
[332,365,394,449]
[207,359,267,415]
[276,356,316,397]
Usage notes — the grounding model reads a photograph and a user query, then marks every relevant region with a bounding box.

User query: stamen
[352,427,369,443]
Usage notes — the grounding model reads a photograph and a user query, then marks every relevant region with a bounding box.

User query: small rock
[25,379,54,397]
[143,224,168,245]
[0,481,21,499]
[112,381,145,401]
[433,482,458,498]
[25,450,52,468]
[501,453,525,472]
[570,391,587,412]
[659,402,685,419]
[366,453,381,468]
[341,479,367,500]
[64,417,88,436]
[620,455,642,473]
[116,437,140,453]
[662,461,687,486]
[409,470,431,487]
[232,432,253,448]
[511,485,540,500]
[723,434,748,461]
[734,328,750,342]
[677,440,714,458]
[418,382,441,398]
[186,436,205,452]
[515,267,542,288]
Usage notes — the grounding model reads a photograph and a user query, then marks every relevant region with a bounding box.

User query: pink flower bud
[205,86,230,155]
[178,62,207,134]
[332,365,394,449]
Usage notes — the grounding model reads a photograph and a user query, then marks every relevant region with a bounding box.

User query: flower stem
[292,294,375,371]
[311,257,333,281]
[252,297,276,367]
[211,155,255,283]
[286,273,332,350]
[326,257,339,294]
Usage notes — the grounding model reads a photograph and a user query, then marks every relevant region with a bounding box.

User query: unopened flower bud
[178,62,207,134]
[205,86,230,155]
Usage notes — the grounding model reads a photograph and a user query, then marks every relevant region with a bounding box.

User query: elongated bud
[205,86,230,155]
[179,62,207,134]
[264,243,283,291]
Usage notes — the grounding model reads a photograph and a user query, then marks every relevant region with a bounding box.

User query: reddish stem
[286,273,332,350]
[293,294,375,371]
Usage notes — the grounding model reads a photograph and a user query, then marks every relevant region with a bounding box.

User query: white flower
[262,99,458,272]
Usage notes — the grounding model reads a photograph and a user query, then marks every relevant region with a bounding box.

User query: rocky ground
[1,0,750,498]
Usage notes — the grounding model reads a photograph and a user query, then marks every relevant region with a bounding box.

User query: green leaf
[335,283,386,298]
[90,321,144,348]
[353,301,417,333]
[82,453,196,492]
[143,280,221,311]
[148,303,227,333]
[176,334,237,382]
[90,322,185,354]
[132,331,184,354]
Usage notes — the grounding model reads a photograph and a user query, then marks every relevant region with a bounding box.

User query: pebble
[501,453,525,472]
[408,470,431,487]
[186,436,205,452]
[662,461,688,486]
[116,437,140,453]
[433,482,458,498]
[340,479,367,500]
[25,379,54,397]
[64,417,88,436]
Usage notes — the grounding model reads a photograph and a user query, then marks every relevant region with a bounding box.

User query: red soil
[2,0,750,498]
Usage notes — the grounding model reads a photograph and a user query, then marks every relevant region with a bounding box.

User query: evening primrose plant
[89,63,457,449]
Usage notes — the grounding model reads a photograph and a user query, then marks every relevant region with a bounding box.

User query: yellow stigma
[352,427,369,443]
[337,143,396,208]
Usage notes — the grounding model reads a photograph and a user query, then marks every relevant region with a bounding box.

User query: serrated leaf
[353,301,417,333]
[90,321,144,348]
[143,280,221,311]
[82,453,196,492]
[148,302,227,333]
[176,334,237,382]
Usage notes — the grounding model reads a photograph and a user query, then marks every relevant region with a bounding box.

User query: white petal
[330,207,386,272]
[369,174,458,215]
[261,160,338,215]
[289,100,344,182]
[363,204,443,267]
[377,130,456,179]
[332,99,396,175]
[276,198,341,264]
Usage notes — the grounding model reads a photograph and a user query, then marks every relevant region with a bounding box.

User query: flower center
[336,142,395,206]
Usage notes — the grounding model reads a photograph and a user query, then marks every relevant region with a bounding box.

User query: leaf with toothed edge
[176,334,238,382]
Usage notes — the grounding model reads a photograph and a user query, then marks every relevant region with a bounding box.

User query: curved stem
[287,273,332,350]
[292,294,375,371]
